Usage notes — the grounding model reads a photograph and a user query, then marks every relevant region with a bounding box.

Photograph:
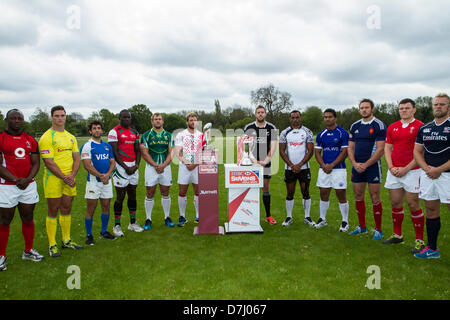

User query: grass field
[1,136,449,300]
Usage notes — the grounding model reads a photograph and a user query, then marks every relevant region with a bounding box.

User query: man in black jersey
[413,93,450,259]
[244,106,278,225]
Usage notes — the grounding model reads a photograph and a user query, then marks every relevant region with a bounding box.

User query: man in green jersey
[140,113,175,229]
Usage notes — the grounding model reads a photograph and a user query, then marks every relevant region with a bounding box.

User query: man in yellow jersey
[39,106,82,257]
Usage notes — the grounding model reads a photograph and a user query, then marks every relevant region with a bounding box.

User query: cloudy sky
[1,0,449,120]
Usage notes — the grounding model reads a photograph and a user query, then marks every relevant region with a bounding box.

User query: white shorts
[419,171,450,203]
[316,168,347,189]
[177,163,198,185]
[112,162,139,188]
[85,179,114,200]
[0,181,39,208]
[145,164,172,187]
[385,169,421,194]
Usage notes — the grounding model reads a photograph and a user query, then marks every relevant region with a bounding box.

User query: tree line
[0,84,436,136]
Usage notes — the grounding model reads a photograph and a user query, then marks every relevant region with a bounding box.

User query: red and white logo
[229,170,260,184]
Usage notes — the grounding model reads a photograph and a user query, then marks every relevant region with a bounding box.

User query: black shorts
[284,168,311,184]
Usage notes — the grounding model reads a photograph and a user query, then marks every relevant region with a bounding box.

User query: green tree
[29,108,51,135]
[129,104,152,133]
[88,108,119,133]
[163,113,186,133]
[415,96,433,124]
[250,83,293,126]
[301,106,324,134]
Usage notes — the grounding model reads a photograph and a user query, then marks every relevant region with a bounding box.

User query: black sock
[263,192,271,218]
[426,217,441,251]
[113,202,123,226]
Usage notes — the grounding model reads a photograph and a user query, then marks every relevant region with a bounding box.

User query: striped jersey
[108,125,139,163]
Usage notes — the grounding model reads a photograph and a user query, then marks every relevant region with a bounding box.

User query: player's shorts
[112,162,139,188]
[44,173,77,198]
[178,163,198,185]
[316,168,347,189]
[419,171,450,203]
[385,168,421,193]
[0,181,39,208]
[351,161,382,184]
[284,168,311,184]
[85,178,113,200]
[145,164,172,187]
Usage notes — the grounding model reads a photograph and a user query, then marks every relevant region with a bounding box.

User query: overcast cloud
[0,0,449,120]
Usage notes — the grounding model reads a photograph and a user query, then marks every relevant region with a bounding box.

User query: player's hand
[389,167,400,177]
[292,164,301,173]
[99,174,109,185]
[354,163,366,173]
[426,166,441,179]
[322,164,333,174]
[63,174,76,187]
[16,177,30,190]
[155,164,164,174]
[396,167,408,178]
[186,163,196,171]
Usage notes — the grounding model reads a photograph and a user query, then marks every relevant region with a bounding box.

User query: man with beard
[348,99,386,240]
[413,93,450,259]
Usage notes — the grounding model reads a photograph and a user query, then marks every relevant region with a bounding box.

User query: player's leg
[316,187,331,228]
[262,176,275,224]
[335,188,349,232]
[299,169,313,226]
[126,184,142,232]
[349,182,368,234]
[84,198,98,245]
[283,170,296,226]
[160,185,174,227]
[99,197,115,240]
[17,202,43,261]
[60,194,82,249]
[415,199,441,259]
[113,186,126,236]
[0,207,15,270]
[192,183,200,223]
[382,188,405,244]
[46,197,61,256]
[144,185,157,230]
[368,183,383,239]
[405,190,425,252]
[178,184,189,226]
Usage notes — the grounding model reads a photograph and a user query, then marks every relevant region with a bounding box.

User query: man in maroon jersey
[383,98,425,253]
[0,109,43,271]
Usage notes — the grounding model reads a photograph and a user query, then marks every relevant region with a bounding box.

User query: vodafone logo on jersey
[229,170,260,185]
[14,147,26,158]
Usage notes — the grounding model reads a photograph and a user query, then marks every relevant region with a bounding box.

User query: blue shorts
[351,161,382,184]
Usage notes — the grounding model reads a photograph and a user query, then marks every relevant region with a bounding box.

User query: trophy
[202,123,212,150]
[237,134,254,166]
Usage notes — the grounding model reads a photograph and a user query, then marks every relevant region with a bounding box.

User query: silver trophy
[239,134,254,166]
[202,123,212,150]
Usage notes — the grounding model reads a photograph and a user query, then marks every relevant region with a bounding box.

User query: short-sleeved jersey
[175,129,203,163]
[279,126,314,170]
[315,126,349,169]
[140,128,174,165]
[107,125,139,163]
[80,139,114,182]
[38,129,79,175]
[349,117,386,163]
[244,121,278,162]
[415,117,450,172]
[0,131,39,185]
[386,119,423,169]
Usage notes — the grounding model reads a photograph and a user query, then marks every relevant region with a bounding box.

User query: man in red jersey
[0,109,43,271]
[383,98,425,253]
[108,109,142,236]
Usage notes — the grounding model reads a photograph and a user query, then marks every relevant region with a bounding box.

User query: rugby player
[413,93,450,259]
[0,109,43,271]
[279,110,314,227]
[39,106,82,257]
[140,113,175,229]
[348,99,386,240]
[174,113,203,226]
[314,108,350,231]
[108,110,142,236]
[244,106,278,225]
[383,98,425,253]
[80,120,117,245]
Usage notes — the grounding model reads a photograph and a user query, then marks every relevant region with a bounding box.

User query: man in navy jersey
[0,109,43,271]
[244,106,278,225]
[80,120,116,245]
[348,99,386,240]
[314,109,350,231]
[413,93,450,259]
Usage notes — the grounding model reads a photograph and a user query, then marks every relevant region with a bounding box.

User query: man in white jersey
[279,110,314,227]
[174,113,203,227]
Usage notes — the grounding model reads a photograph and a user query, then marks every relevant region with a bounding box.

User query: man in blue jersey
[348,99,386,240]
[413,93,450,259]
[314,109,350,231]
[80,120,117,245]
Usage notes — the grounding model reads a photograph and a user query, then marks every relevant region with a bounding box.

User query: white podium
[224,164,264,233]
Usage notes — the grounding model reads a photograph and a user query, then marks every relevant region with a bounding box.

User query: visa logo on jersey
[95,154,109,160]
[229,170,260,184]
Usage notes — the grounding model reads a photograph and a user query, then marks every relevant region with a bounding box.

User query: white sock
[194,195,199,219]
[303,198,311,218]
[178,195,187,217]
[144,198,154,220]
[161,196,171,219]
[319,200,330,221]
[286,199,294,218]
[339,202,349,223]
